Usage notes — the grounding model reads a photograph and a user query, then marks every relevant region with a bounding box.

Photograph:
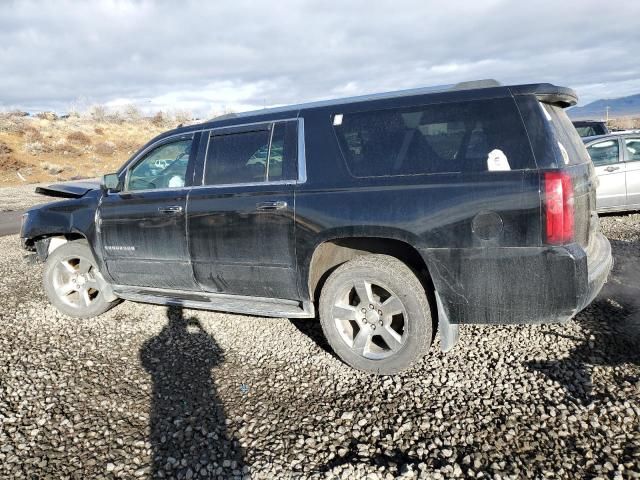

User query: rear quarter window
[332,98,535,177]
[541,103,591,166]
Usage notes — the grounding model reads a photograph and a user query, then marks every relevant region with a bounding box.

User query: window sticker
[333,114,343,126]
[487,149,511,171]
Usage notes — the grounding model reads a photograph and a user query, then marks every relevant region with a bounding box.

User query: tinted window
[127,139,192,191]
[542,103,591,165]
[204,122,297,185]
[587,140,619,166]
[267,122,298,181]
[575,126,599,137]
[624,138,640,162]
[333,98,534,177]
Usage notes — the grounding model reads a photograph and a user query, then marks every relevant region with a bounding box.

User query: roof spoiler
[509,83,578,108]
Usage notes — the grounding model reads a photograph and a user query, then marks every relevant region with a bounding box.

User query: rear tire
[43,240,119,318]
[319,254,432,375]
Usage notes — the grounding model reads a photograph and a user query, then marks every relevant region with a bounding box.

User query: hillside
[568,92,640,120]
[0,110,189,187]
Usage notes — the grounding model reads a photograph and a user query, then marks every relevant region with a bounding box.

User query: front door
[187,120,300,300]
[587,138,626,210]
[99,134,200,290]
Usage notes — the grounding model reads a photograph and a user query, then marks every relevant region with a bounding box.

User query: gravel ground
[0,183,52,212]
[0,215,639,479]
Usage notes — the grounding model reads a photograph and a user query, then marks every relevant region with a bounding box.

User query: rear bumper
[577,231,612,312]
[423,233,613,325]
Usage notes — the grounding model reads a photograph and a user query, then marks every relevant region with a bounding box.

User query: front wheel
[43,240,119,318]
[319,254,433,375]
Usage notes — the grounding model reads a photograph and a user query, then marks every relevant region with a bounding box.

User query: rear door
[622,136,640,207]
[187,119,301,299]
[586,138,627,210]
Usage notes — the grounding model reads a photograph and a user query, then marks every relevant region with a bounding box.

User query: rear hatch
[539,101,597,249]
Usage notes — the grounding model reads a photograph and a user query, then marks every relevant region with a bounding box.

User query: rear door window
[204,121,297,185]
[332,98,535,177]
[587,139,620,166]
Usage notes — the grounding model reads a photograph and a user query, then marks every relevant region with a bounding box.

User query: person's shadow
[140,306,245,478]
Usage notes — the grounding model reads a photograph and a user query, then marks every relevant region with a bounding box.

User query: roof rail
[450,79,501,90]
[219,79,506,120]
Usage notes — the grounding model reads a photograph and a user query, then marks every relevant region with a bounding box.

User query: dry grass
[95,141,116,156]
[609,116,640,131]
[66,131,92,145]
[0,108,190,186]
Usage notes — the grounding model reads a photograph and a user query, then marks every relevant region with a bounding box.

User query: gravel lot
[0,215,638,479]
[0,183,51,212]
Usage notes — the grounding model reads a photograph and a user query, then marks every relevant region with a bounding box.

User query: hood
[35,179,101,199]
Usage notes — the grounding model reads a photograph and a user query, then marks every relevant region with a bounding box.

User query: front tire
[43,240,119,318]
[319,254,433,375]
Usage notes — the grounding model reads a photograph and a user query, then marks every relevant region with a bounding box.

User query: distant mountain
[568,92,640,120]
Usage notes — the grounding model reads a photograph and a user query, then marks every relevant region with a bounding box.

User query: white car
[584,133,640,212]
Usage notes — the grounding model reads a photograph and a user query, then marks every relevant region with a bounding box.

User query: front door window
[127,139,192,191]
[587,140,619,166]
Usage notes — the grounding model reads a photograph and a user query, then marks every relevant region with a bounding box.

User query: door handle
[158,205,183,214]
[256,200,288,211]
[605,166,620,172]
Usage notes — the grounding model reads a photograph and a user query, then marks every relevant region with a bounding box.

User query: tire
[319,254,433,375]
[43,240,119,319]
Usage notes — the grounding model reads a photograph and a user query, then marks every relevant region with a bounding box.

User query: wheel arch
[304,233,439,336]
[31,232,90,261]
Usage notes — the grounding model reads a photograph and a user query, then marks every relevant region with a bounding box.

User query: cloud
[0,0,639,115]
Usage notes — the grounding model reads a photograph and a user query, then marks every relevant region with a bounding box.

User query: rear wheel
[319,254,432,374]
[43,240,119,318]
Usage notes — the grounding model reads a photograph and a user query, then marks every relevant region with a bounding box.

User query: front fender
[21,193,101,263]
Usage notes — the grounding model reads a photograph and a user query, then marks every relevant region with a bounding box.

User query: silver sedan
[584,132,640,212]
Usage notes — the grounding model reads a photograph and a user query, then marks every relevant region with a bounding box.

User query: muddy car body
[22,80,613,373]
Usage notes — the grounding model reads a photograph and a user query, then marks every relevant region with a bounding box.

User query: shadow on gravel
[527,238,640,405]
[140,306,245,477]
[290,318,335,357]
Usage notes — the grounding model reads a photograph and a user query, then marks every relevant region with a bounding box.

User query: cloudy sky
[1,0,639,117]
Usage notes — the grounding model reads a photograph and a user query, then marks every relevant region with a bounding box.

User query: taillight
[544,171,574,245]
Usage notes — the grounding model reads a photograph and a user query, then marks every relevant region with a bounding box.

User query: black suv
[21,81,613,374]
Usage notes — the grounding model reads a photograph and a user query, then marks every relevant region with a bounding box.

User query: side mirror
[102,173,121,193]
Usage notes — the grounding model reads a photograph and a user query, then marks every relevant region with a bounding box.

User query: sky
[1,0,639,117]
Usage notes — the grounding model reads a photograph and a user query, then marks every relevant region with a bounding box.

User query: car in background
[573,120,609,137]
[584,132,640,212]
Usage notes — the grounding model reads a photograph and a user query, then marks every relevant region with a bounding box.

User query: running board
[112,285,315,319]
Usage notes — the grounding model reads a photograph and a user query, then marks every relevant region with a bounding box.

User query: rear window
[575,124,607,137]
[332,98,535,177]
[541,103,591,165]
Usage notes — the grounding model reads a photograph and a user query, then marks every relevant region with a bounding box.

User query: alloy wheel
[332,279,407,360]
[51,254,102,309]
